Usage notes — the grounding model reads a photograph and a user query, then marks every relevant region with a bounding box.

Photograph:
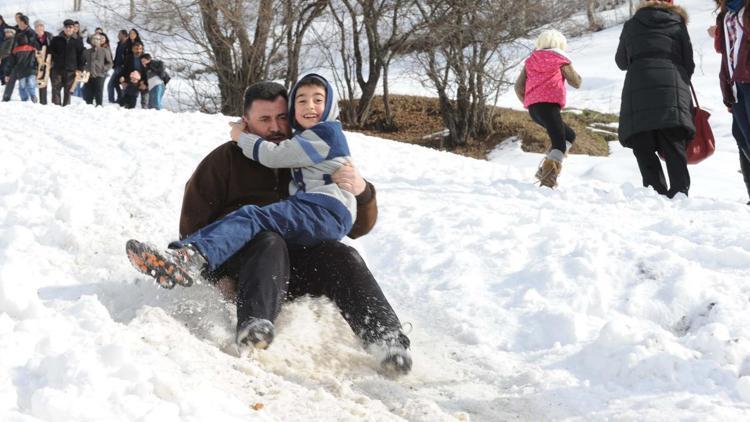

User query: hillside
[2,0,750,421]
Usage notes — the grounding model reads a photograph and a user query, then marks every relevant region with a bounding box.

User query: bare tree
[410,0,575,149]
[586,0,603,31]
[326,0,417,128]
[283,0,329,89]
[74,0,83,11]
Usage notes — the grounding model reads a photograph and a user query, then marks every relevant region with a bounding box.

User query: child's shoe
[126,239,206,288]
[535,149,564,188]
[236,318,275,350]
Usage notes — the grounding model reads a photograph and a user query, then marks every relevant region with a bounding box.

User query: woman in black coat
[615,0,695,198]
[123,28,142,66]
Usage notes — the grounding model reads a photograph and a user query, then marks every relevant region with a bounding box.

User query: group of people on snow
[0,13,169,109]
[516,0,750,206]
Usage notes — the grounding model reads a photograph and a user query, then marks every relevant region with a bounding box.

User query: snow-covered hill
[3,0,750,421]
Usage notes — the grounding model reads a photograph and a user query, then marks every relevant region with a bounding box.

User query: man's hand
[332,161,366,196]
[229,119,248,142]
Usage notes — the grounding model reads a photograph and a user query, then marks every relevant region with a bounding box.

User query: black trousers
[732,114,750,200]
[51,70,76,106]
[39,86,48,105]
[630,127,690,198]
[528,102,576,153]
[84,77,106,106]
[210,231,405,347]
[2,76,15,101]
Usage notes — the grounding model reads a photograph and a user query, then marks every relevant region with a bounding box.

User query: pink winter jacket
[516,49,582,109]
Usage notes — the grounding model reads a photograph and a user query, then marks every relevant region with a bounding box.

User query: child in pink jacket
[515,29,582,188]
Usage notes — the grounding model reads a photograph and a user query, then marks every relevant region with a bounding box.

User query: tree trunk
[586,0,601,31]
[129,0,135,20]
[382,57,394,129]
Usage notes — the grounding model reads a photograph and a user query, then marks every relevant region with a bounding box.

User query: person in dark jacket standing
[120,41,148,108]
[122,29,143,67]
[82,34,113,106]
[2,34,37,102]
[616,0,695,198]
[49,19,84,106]
[33,20,52,105]
[714,0,750,205]
[14,16,38,50]
[109,29,128,103]
[0,28,15,85]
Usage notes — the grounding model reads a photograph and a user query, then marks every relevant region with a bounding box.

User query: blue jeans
[17,75,37,102]
[174,194,351,271]
[108,66,121,103]
[148,84,164,110]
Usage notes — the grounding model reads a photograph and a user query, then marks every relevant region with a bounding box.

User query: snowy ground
[2,0,750,421]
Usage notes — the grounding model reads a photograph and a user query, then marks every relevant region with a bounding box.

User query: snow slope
[2,0,750,421]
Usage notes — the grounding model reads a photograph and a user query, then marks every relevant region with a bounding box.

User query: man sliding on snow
[126,77,412,375]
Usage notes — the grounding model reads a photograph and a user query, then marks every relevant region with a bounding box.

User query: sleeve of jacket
[514,65,526,103]
[561,64,582,88]
[237,124,335,169]
[348,181,378,238]
[615,24,629,70]
[179,151,230,239]
[105,49,113,72]
[76,40,84,71]
[680,25,695,77]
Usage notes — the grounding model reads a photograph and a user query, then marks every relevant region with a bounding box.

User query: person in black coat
[49,19,84,106]
[109,29,128,103]
[120,41,148,108]
[14,15,38,50]
[615,0,695,198]
[2,34,37,102]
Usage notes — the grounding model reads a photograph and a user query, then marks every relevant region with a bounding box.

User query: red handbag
[686,83,715,164]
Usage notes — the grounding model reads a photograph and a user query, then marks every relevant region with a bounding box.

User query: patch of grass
[342,95,619,159]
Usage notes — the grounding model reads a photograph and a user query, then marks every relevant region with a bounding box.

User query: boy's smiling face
[294,84,326,129]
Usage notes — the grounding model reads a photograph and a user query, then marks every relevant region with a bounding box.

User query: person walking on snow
[125,75,412,375]
[2,34,37,102]
[615,0,695,198]
[712,0,750,205]
[49,19,84,106]
[515,29,582,188]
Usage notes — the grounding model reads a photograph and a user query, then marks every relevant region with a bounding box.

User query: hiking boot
[536,158,563,188]
[236,318,275,350]
[126,239,206,288]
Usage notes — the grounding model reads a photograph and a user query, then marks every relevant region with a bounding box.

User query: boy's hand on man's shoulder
[229,120,248,142]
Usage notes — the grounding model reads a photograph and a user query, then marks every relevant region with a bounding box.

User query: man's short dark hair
[119,29,128,37]
[132,41,143,48]
[20,15,29,25]
[141,53,152,61]
[243,82,288,114]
